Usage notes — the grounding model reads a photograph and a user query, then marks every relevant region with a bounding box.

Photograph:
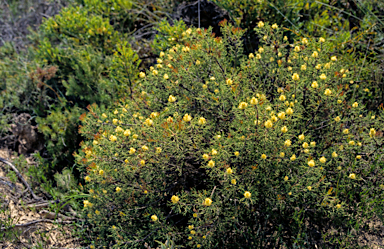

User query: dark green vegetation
[1,0,384,248]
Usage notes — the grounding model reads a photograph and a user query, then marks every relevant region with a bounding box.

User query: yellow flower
[85,176,91,182]
[193,213,198,218]
[302,38,308,44]
[226,79,233,85]
[334,116,341,122]
[83,200,93,208]
[153,69,158,75]
[311,81,319,89]
[349,173,356,180]
[319,156,326,163]
[304,149,310,153]
[112,118,118,125]
[183,114,192,122]
[261,154,267,159]
[203,154,209,160]
[284,140,292,147]
[140,160,146,166]
[244,191,251,198]
[272,23,278,29]
[292,73,300,81]
[171,195,180,204]
[129,148,136,154]
[214,89,219,93]
[279,95,286,101]
[284,36,288,41]
[99,169,104,175]
[163,74,169,80]
[357,142,362,146]
[332,152,338,158]
[233,151,239,157]
[278,112,286,120]
[142,145,149,151]
[167,116,173,123]
[320,74,327,80]
[109,135,117,142]
[315,64,321,70]
[369,128,376,137]
[284,176,289,181]
[238,102,248,110]
[336,204,342,209]
[324,88,332,96]
[256,54,261,59]
[280,152,285,157]
[211,149,218,156]
[208,160,215,167]
[139,72,146,78]
[151,215,158,221]
[226,168,233,174]
[301,64,307,71]
[349,140,355,146]
[258,47,265,53]
[197,244,201,248]
[144,118,153,127]
[352,102,358,108]
[310,141,316,147]
[298,134,305,140]
[160,51,165,57]
[356,155,361,159]
[168,95,177,103]
[308,160,315,167]
[287,66,292,71]
[312,51,319,58]
[116,187,122,193]
[203,198,213,206]
[290,154,296,161]
[263,119,273,128]
[249,53,254,59]
[331,56,337,61]
[294,46,301,52]
[319,37,325,43]
[281,126,288,133]
[250,97,258,105]
[286,108,293,115]
[155,147,162,154]
[231,179,237,185]
[343,129,349,135]
[258,21,264,28]
[95,210,100,215]
[210,76,215,81]
[307,186,312,191]
[271,116,278,122]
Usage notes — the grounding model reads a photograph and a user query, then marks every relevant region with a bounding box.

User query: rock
[10,113,44,154]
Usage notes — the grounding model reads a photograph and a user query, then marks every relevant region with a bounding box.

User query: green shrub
[76,22,384,248]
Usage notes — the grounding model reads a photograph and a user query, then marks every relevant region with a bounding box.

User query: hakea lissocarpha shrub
[76,21,384,248]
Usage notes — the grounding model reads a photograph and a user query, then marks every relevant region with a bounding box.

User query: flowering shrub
[76,21,384,248]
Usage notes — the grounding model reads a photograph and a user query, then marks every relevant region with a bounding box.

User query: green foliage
[76,22,384,248]
[152,19,189,54]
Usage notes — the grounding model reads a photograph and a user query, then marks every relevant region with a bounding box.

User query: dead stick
[0,219,75,230]
[0,157,42,200]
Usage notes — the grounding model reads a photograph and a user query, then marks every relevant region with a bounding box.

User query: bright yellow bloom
[319,156,326,163]
[343,129,349,135]
[226,79,233,85]
[204,198,213,206]
[171,195,180,204]
[310,141,316,147]
[352,102,358,108]
[211,149,218,155]
[308,160,315,167]
[109,135,117,142]
[315,64,321,70]
[312,51,319,58]
[334,116,341,122]
[280,152,285,157]
[278,112,286,119]
[294,46,301,52]
[142,145,149,151]
[284,176,289,181]
[234,151,240,157]
[261,154,267,159]
[116,187,122,193]
[284,140,292,147]
[349,173,356,180]
[356,155,361,159]
[238,102,248,110]
[265,120,273,128]
[183,114,192,122]
[99,169,104,176]
[258,21,264,28]
[332,152,338,158]
[304,149,310,153]
[292,73,300,81]
[249,53,255,58]
[271,116,278,122]
[156,147,162,154]
[226,168,233,174]
[320,74,327,80]
[324,88,332,96]
[250,97,258,105]
[198,117,206,125]
[319,37,325,43]
[349,140,355,146]
[302,38,308,44]
[286,108,293,115]
[336,204,342,209]
[298,134,305,140]
[140,160,145,166]
[168,95,176,103]
[112,118,118,125]
[369,128,376,137]
[281,126,288,133]
[331,56,337,61]
[244,191,251,198]
[311,81,319,89]
[129,148,136,154]
[256,53,261,59]
[208,160,215,167]
[279,95,286,101]
[163,74,169,80]
[152,70,158,75]
[83,200,93,208]
[151,215,158,221]
[231,179,237,185]
[307,186,312,191]
[301,64,307,71]
[139,72,146,78]
[272,23,278,29]
[290,154,296,161]
[144,118,153,127]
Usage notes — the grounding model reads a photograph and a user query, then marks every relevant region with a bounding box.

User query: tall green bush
[76,22,384,248]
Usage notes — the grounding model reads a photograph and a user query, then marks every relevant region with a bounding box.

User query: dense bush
[77,22,384,248]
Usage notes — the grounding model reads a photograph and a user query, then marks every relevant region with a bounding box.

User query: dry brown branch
[0,157,43,200]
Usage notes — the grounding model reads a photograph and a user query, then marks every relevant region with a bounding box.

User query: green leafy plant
[76,22,384,248]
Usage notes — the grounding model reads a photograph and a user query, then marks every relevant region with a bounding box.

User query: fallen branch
[0,157,43,201]
[0,219,75,231]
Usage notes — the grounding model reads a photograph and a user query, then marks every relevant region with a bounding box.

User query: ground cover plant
[77,21,384,248]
